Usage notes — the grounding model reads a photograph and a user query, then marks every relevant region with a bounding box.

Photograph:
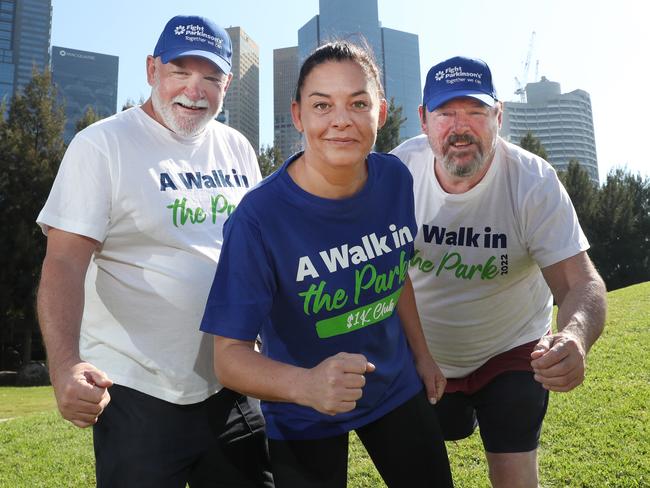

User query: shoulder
[369,152,412,180]
[389,135,433,178]
[500,138,558,184]
[205,120,254,148]
[390,134,432,161]
[68,107,144,152]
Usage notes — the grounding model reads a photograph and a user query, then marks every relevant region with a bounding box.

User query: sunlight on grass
[1,283,648,487]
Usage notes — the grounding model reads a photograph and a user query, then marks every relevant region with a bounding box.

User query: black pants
[269,391,453,488]
[93,384,274,488]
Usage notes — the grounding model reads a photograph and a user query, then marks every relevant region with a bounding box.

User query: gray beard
[151,83,217,137]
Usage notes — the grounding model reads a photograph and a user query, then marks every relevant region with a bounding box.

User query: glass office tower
[51,46,118,142]
[0,0,51,105]
[277,0,422,145]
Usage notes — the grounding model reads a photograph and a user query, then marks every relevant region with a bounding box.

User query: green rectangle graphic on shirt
[315,289,403,339]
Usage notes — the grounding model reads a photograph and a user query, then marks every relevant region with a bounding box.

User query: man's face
[146,55,231,136]
[421,97,502,179]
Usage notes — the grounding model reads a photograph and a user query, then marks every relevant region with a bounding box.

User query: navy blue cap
[153,15,232,75]
[423,56,497,112]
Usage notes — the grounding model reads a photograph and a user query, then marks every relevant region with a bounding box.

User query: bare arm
[37,228,112,427]
[397,275,446,404]
[531,251,607,392]
[214,337,374,416]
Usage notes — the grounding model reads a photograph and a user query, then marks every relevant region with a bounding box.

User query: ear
[223,73,234,93]
[495,101,503,129]
[419,105,428,134]
[146,55,157,87]
[377,98,388,129]
[290,100,303,133]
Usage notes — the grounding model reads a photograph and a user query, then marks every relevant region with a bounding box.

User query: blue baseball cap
[153,15,232,75]
[423,56,498,112]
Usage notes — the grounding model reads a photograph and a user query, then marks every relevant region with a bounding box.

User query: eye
[313,102,330,111]
[352,100,369,109]
[206,77,227,86]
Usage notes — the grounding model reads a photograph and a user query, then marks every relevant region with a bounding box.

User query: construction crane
[514,31,536,102]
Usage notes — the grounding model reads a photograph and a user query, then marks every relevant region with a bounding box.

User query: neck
[288,153,368,199]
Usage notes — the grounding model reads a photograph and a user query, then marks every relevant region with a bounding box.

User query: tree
[258,145,283,178]
[591,169,650,290]
[75,105,102,134]
[558,160,599,242]
[375,97,406,153]
[0,68,66,366]
[122,96,146,111]
[519,131,548,160]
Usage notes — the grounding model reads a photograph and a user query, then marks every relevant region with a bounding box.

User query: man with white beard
[36,15,274,487]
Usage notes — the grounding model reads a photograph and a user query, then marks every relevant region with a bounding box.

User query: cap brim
[159,48,231,75]
[425,91,496,112]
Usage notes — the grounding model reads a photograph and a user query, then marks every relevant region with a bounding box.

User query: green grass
[1,283,649,487]
[0,386,57,419]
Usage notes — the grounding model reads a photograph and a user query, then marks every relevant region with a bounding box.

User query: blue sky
[50,0,647,182]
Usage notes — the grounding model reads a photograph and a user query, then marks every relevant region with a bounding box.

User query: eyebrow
[307,90,369,98]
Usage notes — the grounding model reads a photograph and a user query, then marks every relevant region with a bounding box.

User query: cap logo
[437,66,484,86]
[173,23,224,49]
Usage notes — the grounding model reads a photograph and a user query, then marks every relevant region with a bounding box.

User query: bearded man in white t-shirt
[36,15,273,488]
[391,56,606,488]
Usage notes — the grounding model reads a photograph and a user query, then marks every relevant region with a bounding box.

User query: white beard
[151,76,218,137]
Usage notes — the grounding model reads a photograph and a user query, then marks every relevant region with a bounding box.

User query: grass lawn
[0,386,56,420]
[1,282,648,487]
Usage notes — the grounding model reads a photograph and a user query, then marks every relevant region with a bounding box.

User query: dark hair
[294,41,384,103]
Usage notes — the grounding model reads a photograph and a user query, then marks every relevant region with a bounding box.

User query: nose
[183,75,205,101]
[332,106,352,129]
[451,111,470,132]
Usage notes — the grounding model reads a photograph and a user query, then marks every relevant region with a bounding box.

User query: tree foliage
[258,144,283,178]
[0,69,66,366]
[519,131,548,160]
[75,105,102,134]
[558,163,650,291]
[375,97,406,153]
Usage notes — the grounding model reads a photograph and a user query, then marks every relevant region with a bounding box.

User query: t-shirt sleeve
[200,207,276,340]
[522,171,589,269]
[36,133,112,242]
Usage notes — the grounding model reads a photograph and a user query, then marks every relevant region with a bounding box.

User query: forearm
[214,338,309,405]
[397,276,432,362]
[37,256,86,377]
[556,275,607,353]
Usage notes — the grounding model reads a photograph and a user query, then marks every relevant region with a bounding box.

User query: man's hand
[301,352,375,416]
[51,362,113,428]
[530,332,586,392]
[414,354,446,405]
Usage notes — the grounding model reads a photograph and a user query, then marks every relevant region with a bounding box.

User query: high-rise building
[51,46,118,143]
[274,0,421,154]
[224,26,259,152]
[273,46,301,160]
[502,77,599,182]
[0,0,52,104]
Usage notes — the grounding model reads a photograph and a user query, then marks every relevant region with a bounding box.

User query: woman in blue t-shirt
[201,41,453,488]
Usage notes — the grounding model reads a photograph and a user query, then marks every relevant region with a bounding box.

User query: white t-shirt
[37,107,261,404]
[391,135,588,378]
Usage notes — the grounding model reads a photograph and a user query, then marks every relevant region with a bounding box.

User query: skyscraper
[273,46,301,160]
[502,77,599,182]
[51,46,119,143]
[224,26,259,152]
[0,0,52,104]
[274,0,421,156]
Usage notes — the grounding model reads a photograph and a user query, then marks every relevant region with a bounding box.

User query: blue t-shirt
[200,152,422,440]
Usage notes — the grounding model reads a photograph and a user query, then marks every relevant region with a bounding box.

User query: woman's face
[291,60,387,171]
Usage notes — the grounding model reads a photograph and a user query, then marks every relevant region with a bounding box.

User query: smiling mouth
[175,102,206,111]
[326,138,357,143]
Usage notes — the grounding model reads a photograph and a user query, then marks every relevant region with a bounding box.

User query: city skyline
[44,0,650,183]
